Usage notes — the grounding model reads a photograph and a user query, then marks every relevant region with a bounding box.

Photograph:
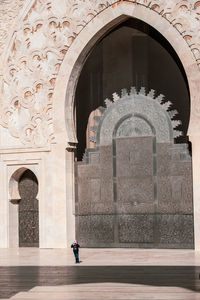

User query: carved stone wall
[75,88,193,248]
[0,0,26,57]
[76,139,193,248]
[0,0,199,147]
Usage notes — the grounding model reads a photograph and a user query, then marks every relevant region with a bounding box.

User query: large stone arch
[53,2,200,147]
[53,2,200,248]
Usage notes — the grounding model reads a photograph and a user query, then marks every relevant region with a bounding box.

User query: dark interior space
[75,18,190,161]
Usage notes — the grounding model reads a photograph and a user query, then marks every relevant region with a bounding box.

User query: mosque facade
[0,0,200,249]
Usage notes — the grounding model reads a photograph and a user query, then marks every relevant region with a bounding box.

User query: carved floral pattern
[0,0,199,146]
[0,0,26,56]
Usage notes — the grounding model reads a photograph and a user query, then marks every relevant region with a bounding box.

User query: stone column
[0,161,8,247]
[190,136,200,250]
[66,151,75,247]
[42,144,75,248]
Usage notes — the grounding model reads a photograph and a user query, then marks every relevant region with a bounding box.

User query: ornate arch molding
[1,0,200,147]
[9,166,38,203]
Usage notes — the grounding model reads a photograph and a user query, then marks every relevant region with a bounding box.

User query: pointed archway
[52,2,200,248]
[18,169,39,247]
[9,168,39,248]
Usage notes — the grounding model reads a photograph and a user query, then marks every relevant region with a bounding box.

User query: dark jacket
[71,243,80,253]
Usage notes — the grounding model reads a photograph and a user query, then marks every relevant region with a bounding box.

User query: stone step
[30,284,196,293]
[9,283,200,300]
[10,291,200,300]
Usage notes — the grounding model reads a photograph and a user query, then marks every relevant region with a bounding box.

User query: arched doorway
[74,18,193,248]
[9,168,39,248]
[18,170,39,247]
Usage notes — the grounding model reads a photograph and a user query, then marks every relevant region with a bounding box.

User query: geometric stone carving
[116,116,153,138]
[76,87,193,248]
[90,87,182,146]
[0,0,199,146]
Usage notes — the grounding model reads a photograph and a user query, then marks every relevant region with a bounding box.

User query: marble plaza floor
[1,248,200,299]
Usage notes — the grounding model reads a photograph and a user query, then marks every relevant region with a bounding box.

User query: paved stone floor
[1,248,200,299]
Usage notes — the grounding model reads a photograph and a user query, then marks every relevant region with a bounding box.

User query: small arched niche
[9,168,39,248]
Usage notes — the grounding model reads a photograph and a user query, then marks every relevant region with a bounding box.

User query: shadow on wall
[0,265,199,298]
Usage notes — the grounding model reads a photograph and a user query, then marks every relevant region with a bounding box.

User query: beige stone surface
[1,247,199,266]
[0,0,26,58]
[1,248,200,299]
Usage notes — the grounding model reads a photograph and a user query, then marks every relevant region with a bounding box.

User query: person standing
[71,240,80,263]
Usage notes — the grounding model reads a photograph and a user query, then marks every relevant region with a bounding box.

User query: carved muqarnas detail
[0,0,199,145]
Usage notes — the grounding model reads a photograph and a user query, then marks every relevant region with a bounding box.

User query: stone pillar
[41,145,68,248]
[0,161,8,248]
[42,145,75,248]
[66,151,75,247]
[190,136,200,250]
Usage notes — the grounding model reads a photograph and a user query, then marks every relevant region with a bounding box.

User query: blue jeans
[74,251,79,263]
